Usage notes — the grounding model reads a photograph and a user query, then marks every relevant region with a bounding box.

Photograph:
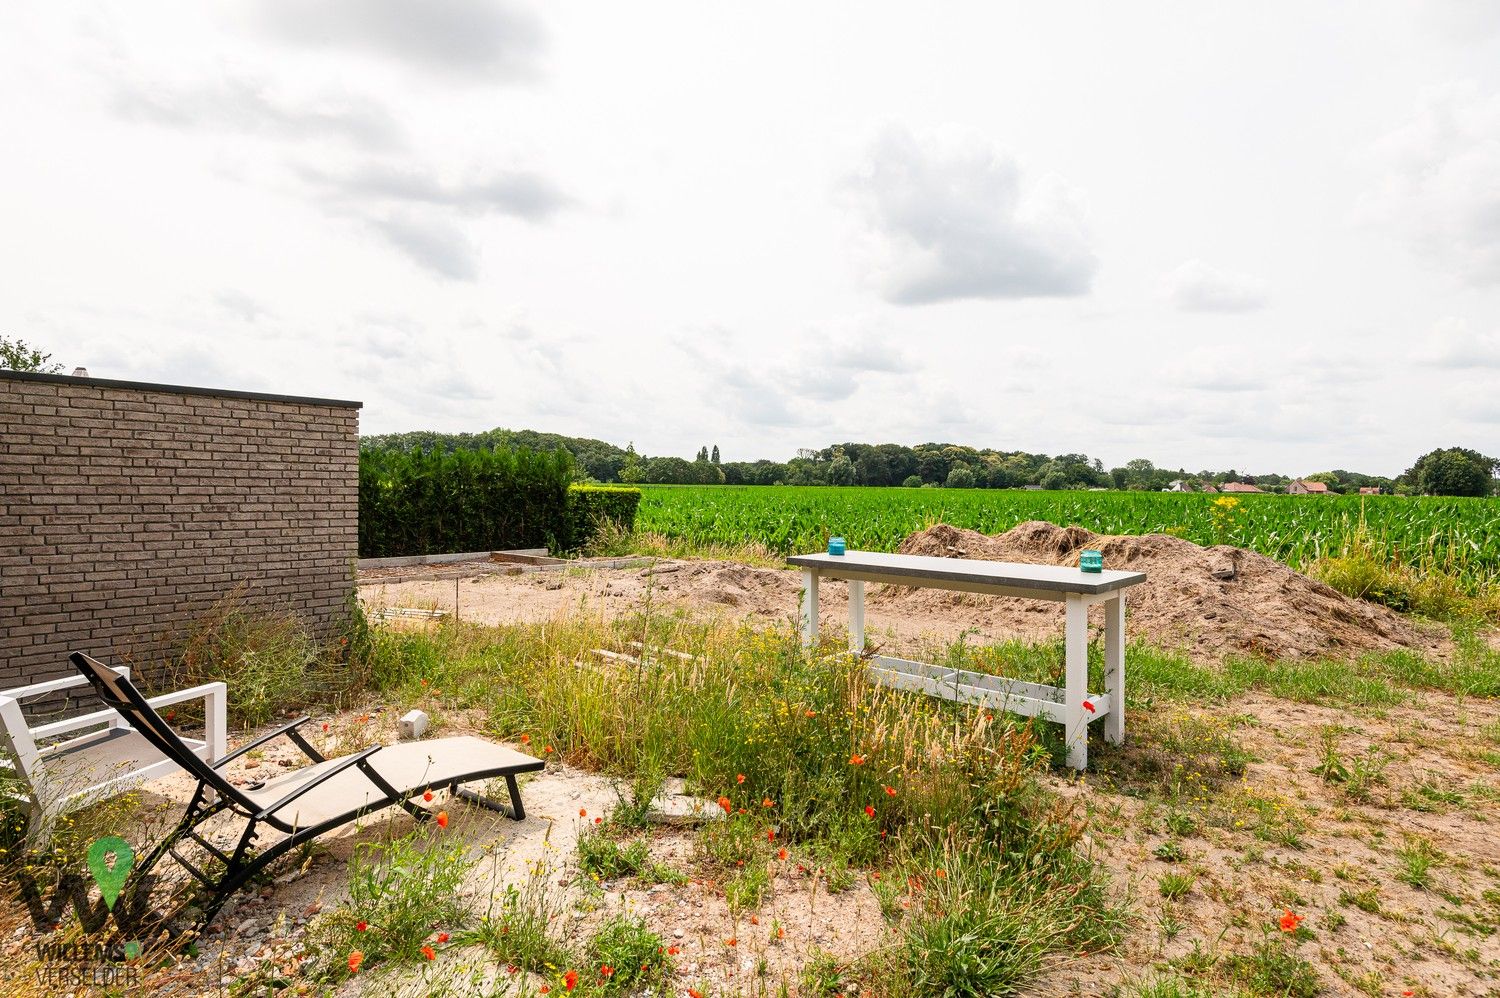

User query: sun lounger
[68,651,544,924]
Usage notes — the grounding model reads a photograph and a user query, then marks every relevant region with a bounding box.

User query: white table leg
[848,580,865,655]
[1064,593,1089,770]
[801,569,820,648]
[1104,594,1125,746]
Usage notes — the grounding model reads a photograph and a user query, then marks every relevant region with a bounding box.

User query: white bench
[787,550,1146,770]
[0,669,227,835]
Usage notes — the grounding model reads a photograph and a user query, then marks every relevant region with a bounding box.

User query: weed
[1396,836,1442,890]
[305,824,472,980]
[588,915,674,994]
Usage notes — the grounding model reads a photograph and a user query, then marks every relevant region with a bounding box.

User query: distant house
[1358,486,1381,495]
[1219,482,1265,494]
[1287,479,1331,495]
[1164,480,1191,492]
[1201,484,1219,493]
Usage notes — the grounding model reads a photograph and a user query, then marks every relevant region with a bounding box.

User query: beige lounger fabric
[242,735,532,827]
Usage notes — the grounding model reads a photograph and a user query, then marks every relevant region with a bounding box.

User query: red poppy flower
[805,709,817,718]
[778,848,788,860]
[436,811,449,828]
[667,945,680,956]
[864,805,875,818]
[436,932,449,943]
[355,921,367,932]
[724,937,737,947]
[849,754,865,765]
[1083,701,1096,714]
[322,723,330,733]
[767,829,776,841]
[506,964,518,974]
[600,965,614,978]
[736,773,746,784]
[883,785,897,796]
[1279,909,1302,933]
[762,797,774,808]
[544,745,554,754]
[594,816,602,824]
[520,733,531,744]
[718,795,732,814]
[348,950,363,973]
[564,969,578,991]
[421,945,435,960]
[689,990,703,998]
[579,808,587,818]
[750,915,759,925]
[423,790,434,802]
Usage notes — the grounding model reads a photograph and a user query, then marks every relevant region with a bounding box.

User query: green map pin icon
[86,836,135,910]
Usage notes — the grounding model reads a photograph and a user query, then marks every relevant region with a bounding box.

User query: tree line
[360,430,1500,497]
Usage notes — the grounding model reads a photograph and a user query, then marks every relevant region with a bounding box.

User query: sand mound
[879,522,1446,661]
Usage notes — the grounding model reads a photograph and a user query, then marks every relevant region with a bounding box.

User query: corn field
[635,485,1500,590]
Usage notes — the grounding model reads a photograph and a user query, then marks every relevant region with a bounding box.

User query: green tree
[0,336,63,373]
[828,454,856,486]
[901,474,922,488]
[710,445,720,464]
[618,443,645,484]
[945,465,976,488]
[1403,447,1498,497]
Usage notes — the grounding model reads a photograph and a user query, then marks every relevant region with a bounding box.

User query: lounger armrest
[144,681,226,710]
[214,716,324,768]
[2,671,121,702]
[253,746,383,820]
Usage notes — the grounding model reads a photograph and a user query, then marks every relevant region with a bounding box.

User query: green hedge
[562,485,643,551]
[359,447,573,557]
[358,448,642,558]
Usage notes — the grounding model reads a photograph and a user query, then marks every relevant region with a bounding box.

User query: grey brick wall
[0,371,361,688]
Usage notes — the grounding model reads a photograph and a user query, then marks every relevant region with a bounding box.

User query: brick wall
[0,371,361,688]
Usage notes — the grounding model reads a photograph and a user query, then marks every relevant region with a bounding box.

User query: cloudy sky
[3,2,1499,476]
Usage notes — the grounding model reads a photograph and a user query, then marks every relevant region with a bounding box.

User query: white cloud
[849,125,1096,304]
[369,212,480,281]
[1360,85,1500,286]
[1414,316,1500,368]
[1163,260,1269,313]
[256,0,547,82]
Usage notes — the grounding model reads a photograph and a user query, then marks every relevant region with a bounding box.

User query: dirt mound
[881,521,1446,661]
[637,561,792,613]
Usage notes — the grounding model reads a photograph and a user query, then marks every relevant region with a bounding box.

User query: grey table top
[787,550,1146,596]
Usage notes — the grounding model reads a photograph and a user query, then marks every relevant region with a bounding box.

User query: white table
[787,550,1146,770]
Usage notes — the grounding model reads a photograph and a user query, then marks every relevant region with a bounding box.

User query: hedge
[358,447,641,558]
[562,486,643,551]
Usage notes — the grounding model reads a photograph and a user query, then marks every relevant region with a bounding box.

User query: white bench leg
[848,580,865,655]
[1064,594,1088,770]
[1104,594,1125,746]
[801,570,820,648]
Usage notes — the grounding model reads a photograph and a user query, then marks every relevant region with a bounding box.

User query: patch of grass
[305,824,472,981]
[1340,887,1383,914]
[882,837,1124,998]
[1396,836,1442,889]
[173,590,362,727]
[577,825,683,884]
[587,915,674,994]
[1311,726,1388,803]
[472,862,575,972]
[1224,937,1319,998]
[725,863,771,913]
[800,950,847,997]
[1159,871,1196,900]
